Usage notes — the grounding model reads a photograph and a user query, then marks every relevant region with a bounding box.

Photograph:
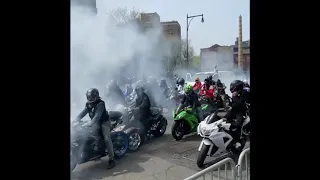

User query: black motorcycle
[113,107,168,152]
[70,120,129,172]
[214,93,232,111]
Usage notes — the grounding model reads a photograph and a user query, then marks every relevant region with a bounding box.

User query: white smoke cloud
[71,3,172,118]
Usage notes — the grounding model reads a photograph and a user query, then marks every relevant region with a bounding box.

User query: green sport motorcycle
[171,107,198,140]
[171,104,209,141]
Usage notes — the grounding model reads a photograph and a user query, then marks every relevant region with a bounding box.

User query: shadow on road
[71,153,150,180]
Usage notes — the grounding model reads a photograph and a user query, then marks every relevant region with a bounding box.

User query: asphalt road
[71,112,250,180]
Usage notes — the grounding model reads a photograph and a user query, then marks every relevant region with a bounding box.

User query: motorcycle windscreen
[206,112,220,124]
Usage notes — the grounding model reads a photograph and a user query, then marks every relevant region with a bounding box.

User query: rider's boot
[107,158,115,169]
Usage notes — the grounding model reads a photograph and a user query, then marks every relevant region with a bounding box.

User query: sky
[97,0,250,55]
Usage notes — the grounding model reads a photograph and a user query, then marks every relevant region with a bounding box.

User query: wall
[200,45,234,72]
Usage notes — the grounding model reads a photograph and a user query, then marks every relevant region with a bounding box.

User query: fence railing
[184,148,250,180]
[184,158,236,180]
[237,148,250,180]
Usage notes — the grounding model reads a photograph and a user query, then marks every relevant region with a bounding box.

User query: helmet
[195,77,200,82]
[147,76,157,85]
[177,78,185,86]
[185,84,193,95]
[243,79,248,84]
[135,86,145,95]
[230,80,244,93]
[217,79,221,84]
[106,80,118,90]
[208,75,213,80]
[86,88,100,103]
[135,80,144,88]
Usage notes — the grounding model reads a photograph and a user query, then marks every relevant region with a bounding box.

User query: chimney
[238,15,243,69]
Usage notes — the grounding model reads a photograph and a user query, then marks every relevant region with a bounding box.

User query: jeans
[101,121,114,160]
[196,106,204,122]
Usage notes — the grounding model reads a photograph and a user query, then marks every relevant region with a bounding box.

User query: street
[71,112,250,180]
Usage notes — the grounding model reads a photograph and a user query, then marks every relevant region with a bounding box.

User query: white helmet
[243,79,248,84]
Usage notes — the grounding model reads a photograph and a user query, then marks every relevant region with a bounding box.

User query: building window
[233,48,238,52]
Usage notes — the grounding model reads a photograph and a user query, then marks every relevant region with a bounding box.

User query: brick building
[140,12,161,29]
[161,21,182,60]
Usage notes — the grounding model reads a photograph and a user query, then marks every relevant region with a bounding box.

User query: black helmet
[106,80,118,90]
[135,86,145,94]
[86,88,100,103]
[230,80,244,93]
[217,79,221,84]
[208,75,213,80]
[135,80,144,88]
[177,78,185,86]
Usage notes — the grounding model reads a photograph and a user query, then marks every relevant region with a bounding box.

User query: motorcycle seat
[109,111,123,120]
[150,107,161,116]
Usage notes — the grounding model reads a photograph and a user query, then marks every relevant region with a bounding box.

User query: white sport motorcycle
[196,112,250,167]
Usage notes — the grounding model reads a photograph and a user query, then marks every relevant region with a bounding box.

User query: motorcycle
[169,87,184,107]
[199,95,217,117]
[196,112,234,167]
[171,106,202,140]
[214,92,232,111]
[196,111,248,167]
[70,120,129,172]
[113,107,168,152]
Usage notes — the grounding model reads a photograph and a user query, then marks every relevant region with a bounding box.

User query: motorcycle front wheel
[197,144,210,168]
[171,121,185,140]
[154,116,167,137]
[112,131,129,159]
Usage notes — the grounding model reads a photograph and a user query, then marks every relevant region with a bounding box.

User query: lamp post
[186,14,204,68]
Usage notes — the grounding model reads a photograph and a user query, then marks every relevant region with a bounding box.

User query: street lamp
[186,14,204,68]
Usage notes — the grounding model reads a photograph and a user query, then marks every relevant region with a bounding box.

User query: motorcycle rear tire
[171,121,184,140]
[197,144,210,168]
[154,116,167,137]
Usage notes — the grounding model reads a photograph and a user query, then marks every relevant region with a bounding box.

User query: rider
[176,77,185,91]
[144,77,158,107]
[124,78,133,96]
[125,84,133,96]
[223,80,249,151]
[176,84,203,122]
[207,75,215,86]
[105,80,128,107]
[193,77,202,92]
[75,88,116,169]
[200,80,214,99]
[160,78,169,98]
[216,79,227,110]
[132,86,152,137]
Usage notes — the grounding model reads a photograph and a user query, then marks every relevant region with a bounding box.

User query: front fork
[198,138,214,156]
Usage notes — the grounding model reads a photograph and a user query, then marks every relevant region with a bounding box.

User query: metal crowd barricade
[237,148,250,180]
[184,158,236,180]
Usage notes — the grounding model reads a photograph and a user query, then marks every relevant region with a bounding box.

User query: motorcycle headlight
[114,125,125,132]
[200,126,215,135]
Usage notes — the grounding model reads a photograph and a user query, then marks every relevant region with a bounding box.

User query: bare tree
[108,7,142,24]
[181,38,194,67]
